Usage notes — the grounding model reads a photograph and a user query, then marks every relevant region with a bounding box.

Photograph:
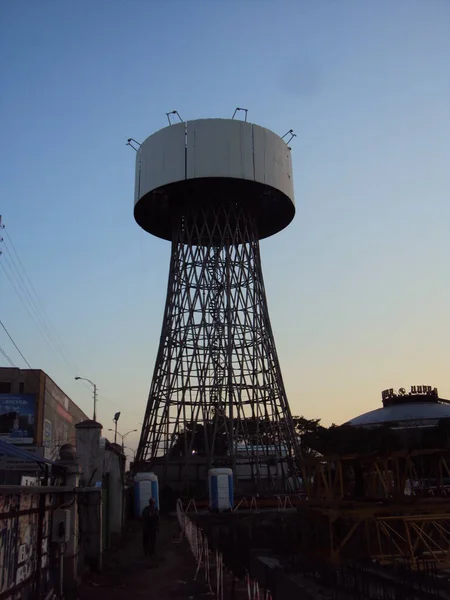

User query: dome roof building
[345,386,450,429]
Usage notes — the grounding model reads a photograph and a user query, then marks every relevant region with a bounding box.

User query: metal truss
[136,199,299,492]
[301,448,450,502]
[297,501,450,569]
[297,448,450,569]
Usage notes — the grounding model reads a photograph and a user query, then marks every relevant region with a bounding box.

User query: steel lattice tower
[133,118,299,494]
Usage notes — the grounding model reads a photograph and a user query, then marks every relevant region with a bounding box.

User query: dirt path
[79,517,211,599]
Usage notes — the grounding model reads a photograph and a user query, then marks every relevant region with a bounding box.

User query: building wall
[0,369,44,448]
[75,425,125,546]
[103,447,125,538]
[42,374,88,460]
[0,368,88,462]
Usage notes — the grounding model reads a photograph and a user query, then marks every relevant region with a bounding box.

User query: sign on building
[0,394,35,445]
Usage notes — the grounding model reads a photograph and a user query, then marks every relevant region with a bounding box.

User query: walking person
[142,497,159,557]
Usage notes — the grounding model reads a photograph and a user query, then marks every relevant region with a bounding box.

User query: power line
[0,318,94,420]
[1,242,65,361]
[0,221,142,424]
[1,236,78,373]
[0,319,32,369]
[3,228,80,372]
[0,222,93,396]
[0,344,15,367]
[0,304,136,421]
[0,259,55,352]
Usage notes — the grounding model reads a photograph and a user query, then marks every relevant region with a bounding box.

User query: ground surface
[78,517,212,600]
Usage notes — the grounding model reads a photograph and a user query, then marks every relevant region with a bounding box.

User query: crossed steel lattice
[136,199,299,491]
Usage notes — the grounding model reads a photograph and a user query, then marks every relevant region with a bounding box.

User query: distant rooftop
[346,386,450,428]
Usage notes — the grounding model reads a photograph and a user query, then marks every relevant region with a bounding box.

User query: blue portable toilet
[134,472,159,517]
[208,468,234,511]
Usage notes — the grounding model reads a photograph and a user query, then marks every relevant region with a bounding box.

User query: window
[19,382,24,393]
[0,382,12,393]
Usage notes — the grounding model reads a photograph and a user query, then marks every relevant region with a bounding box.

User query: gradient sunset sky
[1,0,449,455]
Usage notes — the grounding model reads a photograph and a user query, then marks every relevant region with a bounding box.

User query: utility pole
[93,384,97,422]
[0,216,4,256]
[113,412,121,444]
[75,376,98,421]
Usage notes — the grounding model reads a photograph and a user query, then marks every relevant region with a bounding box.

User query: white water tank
[208,468,233,511]
[134,472,159,516]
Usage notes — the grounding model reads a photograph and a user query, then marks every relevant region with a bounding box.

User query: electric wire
[0,225,93,396]
[0,309,94,456]
[0,259,50,344]
[0,318,95,444]
[1,237,83,377]
[0,319,32,369]
[3,229,82,375]
[0,344,15,367]
[0,225,142,423]
[2,238,52,339]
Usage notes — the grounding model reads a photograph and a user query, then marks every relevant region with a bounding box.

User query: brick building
[0,367,88,482]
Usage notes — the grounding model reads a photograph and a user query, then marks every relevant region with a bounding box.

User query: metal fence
[176,499,450,600]
[286,555,450,600]
[0,486,71,600]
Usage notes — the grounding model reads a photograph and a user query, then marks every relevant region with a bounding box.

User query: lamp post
[124,446,136,460]
[108,428,137,451]
[112,412,121,444]
[74,376,98,421]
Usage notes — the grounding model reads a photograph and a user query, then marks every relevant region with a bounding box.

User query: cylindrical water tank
[208,468,233,511]
[134,472,159,516]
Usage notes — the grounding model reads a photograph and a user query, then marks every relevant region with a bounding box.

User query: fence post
[56,444,81,599]
[35,492,47,598]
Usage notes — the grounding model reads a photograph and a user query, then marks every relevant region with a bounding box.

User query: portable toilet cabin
[134,472,159,517]
[208,468,234,511]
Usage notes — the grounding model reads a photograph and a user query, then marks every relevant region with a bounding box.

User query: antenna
[232,107,248,121]
[166,111,183,126]
[126,138,141,151]
[281,129,297,145]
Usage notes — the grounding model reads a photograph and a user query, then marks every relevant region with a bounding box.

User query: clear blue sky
[1,0,449,455]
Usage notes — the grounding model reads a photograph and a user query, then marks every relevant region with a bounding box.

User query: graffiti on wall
[0,492,54,599]
[0,493,39,595]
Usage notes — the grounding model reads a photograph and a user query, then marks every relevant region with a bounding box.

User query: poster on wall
[43,419,52,460]
[0,394,35,445]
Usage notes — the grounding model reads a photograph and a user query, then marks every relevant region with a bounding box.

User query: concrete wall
[103,444,125,538]
[75,420,104,487]
[75,422,125,545]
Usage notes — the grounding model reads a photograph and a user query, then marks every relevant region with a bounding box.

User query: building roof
[75,419,102,429]
[347,401,450,427]
[0,367,89,422]
[0,438,60,466]
[345,387,450,428]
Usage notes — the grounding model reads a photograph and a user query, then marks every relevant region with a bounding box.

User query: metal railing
[0,486,71,600]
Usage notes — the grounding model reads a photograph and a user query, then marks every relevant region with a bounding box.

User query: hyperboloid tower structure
[134,117,299,494]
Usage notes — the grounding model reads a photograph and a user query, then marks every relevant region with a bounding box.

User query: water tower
[133,115,299,494]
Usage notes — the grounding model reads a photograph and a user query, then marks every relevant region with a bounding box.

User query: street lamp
[108,428,137,450]
[112,412,121,444]
[124,446,136,460]
[122,429,138,442]
[74,376,98,421]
